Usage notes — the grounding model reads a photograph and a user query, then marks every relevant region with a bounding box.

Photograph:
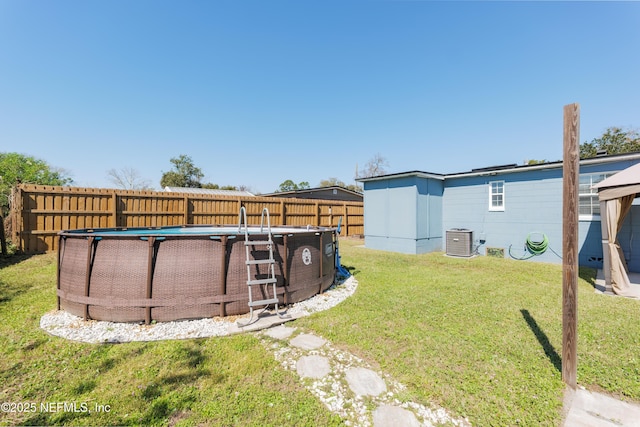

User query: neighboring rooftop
[164,186,255,197]
[261,186,363,202]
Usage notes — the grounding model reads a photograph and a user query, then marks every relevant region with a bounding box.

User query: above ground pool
[57,224,336,323]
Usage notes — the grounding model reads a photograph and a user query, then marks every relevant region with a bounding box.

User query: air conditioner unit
[446,229,473,257]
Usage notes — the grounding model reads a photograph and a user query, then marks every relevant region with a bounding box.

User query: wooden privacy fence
[11,184,364,253]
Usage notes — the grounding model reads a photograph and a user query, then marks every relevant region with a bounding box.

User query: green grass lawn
[296,240,640,426]
[1,240,639,426]
[0,254,342,427]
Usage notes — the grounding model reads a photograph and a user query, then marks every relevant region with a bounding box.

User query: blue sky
[1,1,639,193]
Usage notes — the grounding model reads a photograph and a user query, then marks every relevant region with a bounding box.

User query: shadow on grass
[343,264,360,276]
[0,253,37,269]
[520,309,562,372]
[579,266,597,289]
[136,343,214,425]
[21,341,216,426]
[0,254,41,305]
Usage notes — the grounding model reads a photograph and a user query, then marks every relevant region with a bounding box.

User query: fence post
[112,193,118,227]
[11,186,20,252]
[280,200,286,226]
[343,203,348,235]
[0,214,6,256]
[183,196,189,225]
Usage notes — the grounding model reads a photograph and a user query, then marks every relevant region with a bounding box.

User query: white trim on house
[488,180,505,211]
[579,172,615,220]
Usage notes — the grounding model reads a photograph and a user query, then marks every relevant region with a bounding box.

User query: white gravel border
[40,276,357,343]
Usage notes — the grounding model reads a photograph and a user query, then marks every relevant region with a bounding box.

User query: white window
[579,172,614,220]
[489,181,505,211]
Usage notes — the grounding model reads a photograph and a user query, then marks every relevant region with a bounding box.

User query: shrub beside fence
[11,184,364,254]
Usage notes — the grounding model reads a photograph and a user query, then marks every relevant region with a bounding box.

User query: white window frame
[579,172,614,220]
[489,181,505,211]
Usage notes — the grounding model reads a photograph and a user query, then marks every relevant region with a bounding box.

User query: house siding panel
[417,178,444,253]
[363,176,444,254]
[360,155,640,269]
[363,178,418,253]
[443,163,636,267]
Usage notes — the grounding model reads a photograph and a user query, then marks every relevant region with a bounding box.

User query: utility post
[562,103,580,388]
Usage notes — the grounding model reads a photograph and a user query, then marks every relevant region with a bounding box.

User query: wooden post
[329,206,333,229]
[183,196,189,225]
[280,200,286,227]
[111,193,117,227]
[11,186,20,251]
[562,103,580,389]
[0,214,6,256]
[343,203,348,235]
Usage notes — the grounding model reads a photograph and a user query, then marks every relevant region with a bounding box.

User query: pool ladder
[237,207,289,326]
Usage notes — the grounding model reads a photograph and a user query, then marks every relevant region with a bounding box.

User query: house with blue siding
[357,152,640,272]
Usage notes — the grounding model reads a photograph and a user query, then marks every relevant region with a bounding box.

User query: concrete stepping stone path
[262,325,471,427]
[345,367,387,397]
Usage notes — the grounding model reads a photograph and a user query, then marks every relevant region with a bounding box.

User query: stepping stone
[290,333,326,350]
[296,355,331,379]
[264,325,296,340]
[345,367,387,396]
[373,405,420,427]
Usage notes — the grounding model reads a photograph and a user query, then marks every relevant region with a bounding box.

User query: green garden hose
[525,232,549,255]
[509,232,560,260]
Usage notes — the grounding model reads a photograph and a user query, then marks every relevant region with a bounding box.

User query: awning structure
[593,162,640,298]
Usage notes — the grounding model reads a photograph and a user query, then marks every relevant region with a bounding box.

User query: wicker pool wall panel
[57,226,336,323]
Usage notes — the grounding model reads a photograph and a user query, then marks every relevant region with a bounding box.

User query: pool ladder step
[246,258,275,266]
[247,278,277,286]
[249,298,280,307]
[237,206,290,327]
[245,240,272,246]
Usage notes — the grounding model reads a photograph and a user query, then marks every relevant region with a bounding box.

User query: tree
[106,167,153,190]
[357,153,389,178]
[201,183,220,190]
[580,127,640,159]
[160,154,205,188]
[318,177,362,193]
[201,183,239,191]
[277,180,310,192]
[236,184,253,193]
[0,152,73,215]
[319,177,346,187]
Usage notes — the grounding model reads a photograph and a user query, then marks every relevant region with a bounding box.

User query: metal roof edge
[359,153,640,182]
[446,152,640,178]
[261,185,363,197]
[356,171,445,182]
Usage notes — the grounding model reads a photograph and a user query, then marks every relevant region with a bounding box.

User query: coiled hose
[509,232,561,260]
